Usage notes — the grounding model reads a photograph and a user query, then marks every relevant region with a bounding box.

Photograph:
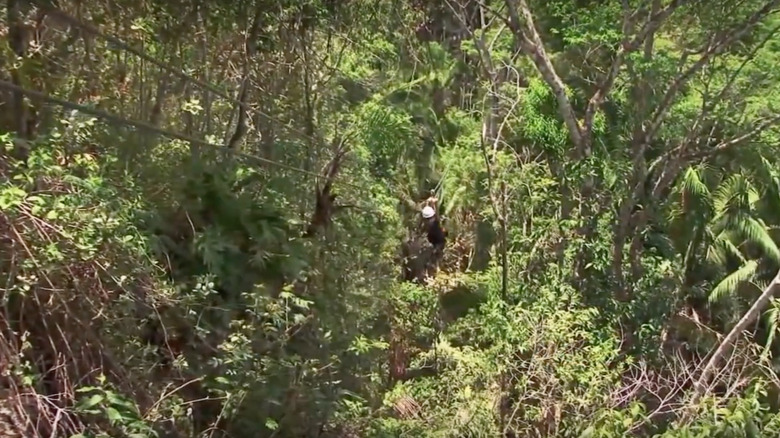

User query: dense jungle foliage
[4,0,780,436]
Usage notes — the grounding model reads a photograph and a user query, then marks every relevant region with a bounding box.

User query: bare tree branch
[664,23,780,160]
[647,109,780,179]
[689,113,780,159]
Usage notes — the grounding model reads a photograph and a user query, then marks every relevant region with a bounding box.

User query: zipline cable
[13,2,402,213]
[27,0,387,201]
[28,0,345,147]
[0,79,375,194]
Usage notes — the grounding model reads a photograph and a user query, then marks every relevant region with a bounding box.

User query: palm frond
[733,214,780,264]
[713,173,757,217]
[756,154,780,213]
[679,166,712,215]
[706,233,746,267]
[761,296,780,360]
[665,202,685,223]
[708,259,758,303]
[756,155,778,183]
[753,279,770,291]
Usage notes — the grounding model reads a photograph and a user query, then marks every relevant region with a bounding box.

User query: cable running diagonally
[27,0,327,146]
[0,79,372,190]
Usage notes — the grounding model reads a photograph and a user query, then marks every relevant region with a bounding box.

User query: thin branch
[584,0,689,135]
[677,23,780,154]
[226,8,263,151]
[644,0,780,144]
[304,133,353,238]
[651,109,780,169]
[688,113,780,159]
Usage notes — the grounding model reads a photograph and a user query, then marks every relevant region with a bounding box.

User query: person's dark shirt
[426,217,446,246]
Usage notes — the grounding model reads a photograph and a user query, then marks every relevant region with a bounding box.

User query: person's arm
[424,195,438,210]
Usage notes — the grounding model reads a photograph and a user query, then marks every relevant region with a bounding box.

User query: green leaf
[80,393,104,410]
[75,386,96,394]
[265,418,279,430]
[106,407,124,423]
[0,186,26,210]
[106,391,137,410]
[578,426,595,438]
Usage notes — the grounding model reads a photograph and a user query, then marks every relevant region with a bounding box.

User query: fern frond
[708,259,758,303]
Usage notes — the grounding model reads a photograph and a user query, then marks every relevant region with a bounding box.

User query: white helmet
[421,206,435,219]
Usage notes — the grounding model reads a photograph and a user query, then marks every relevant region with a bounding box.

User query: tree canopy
[3,0,780,436]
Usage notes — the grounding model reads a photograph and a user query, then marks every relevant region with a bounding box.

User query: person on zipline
[421,203,447,258]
